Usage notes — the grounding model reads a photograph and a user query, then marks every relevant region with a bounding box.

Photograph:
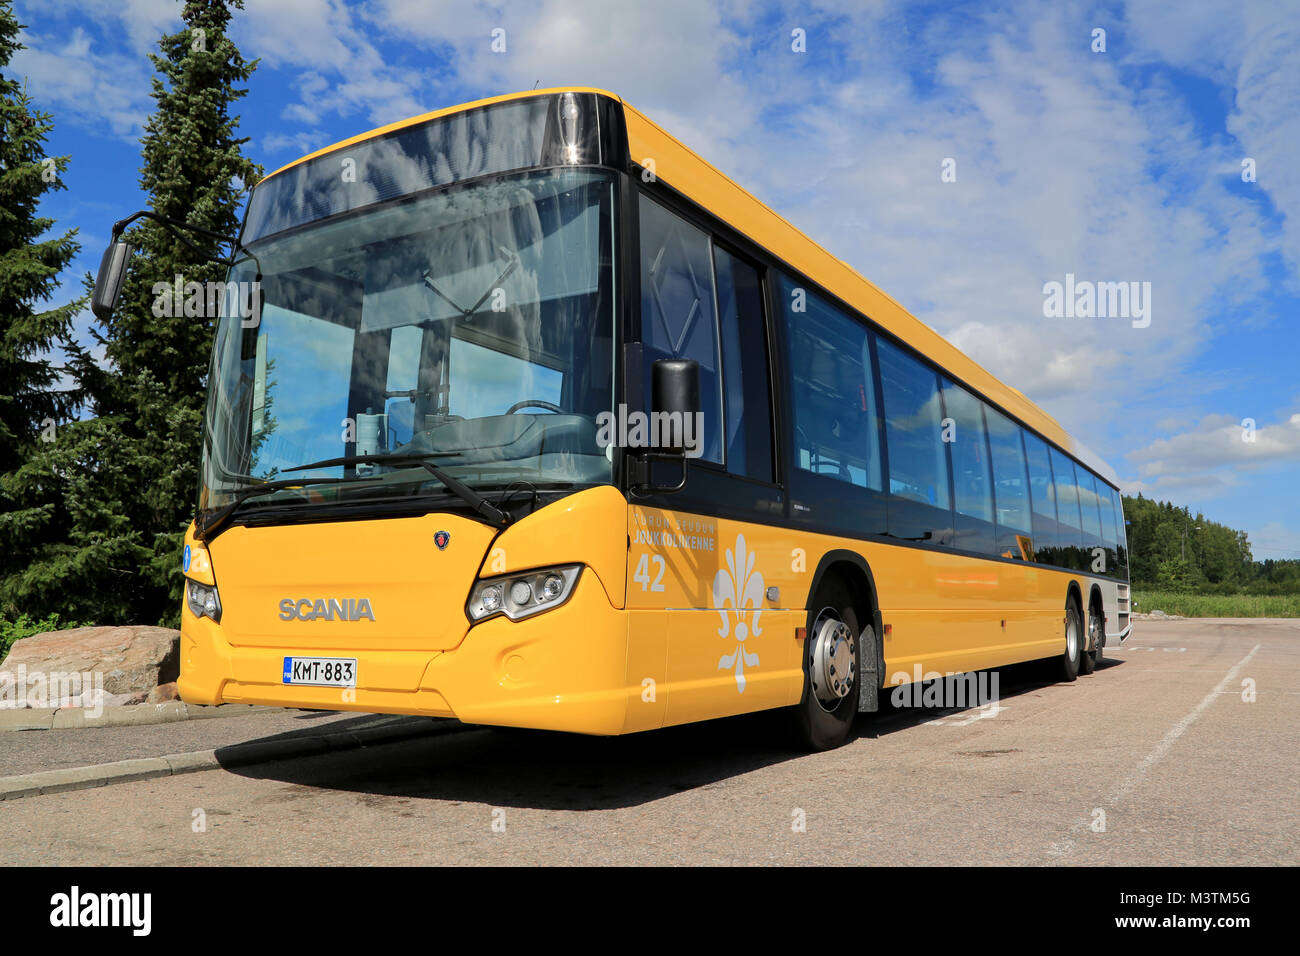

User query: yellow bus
[95,88,1132,750]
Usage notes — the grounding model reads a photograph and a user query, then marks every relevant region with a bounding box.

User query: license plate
[282,657,357,687]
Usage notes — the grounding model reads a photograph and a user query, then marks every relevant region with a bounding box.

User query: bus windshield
[199,167,617,517]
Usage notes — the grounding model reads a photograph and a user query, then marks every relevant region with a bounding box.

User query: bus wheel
[1080,603,1102,675]
[1056,601,1083,682]
[792,582,861,751]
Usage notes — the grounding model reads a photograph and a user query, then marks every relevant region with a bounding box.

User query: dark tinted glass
[878,340,949,509]
[1099,478,1118,548]
[783,276,882,491]
[639,195,723,463]
[1112,487,1129,568]
[878,338,952,544]
[715,248,774,482]
[1050,447,1084,567]
[1097,478,1120,575]
[1051,448,1082,531]
[1023,430,1058,562]
[941,379,996,555]
[1079,470,1104,541]
[942,381,992,522]
[986,405,1033,559]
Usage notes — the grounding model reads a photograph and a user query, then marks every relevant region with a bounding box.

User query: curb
[0,702,284,732]
[0,718,468,801]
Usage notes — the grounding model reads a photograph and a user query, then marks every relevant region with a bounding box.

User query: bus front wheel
[792,579,861,752]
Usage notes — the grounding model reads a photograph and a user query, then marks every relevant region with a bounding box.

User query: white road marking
[1051,643,1263,857]
[927,702,1006,726]
[1103,643,1261,806]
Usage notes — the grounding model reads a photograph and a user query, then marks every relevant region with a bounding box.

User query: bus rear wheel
[1055,601,1083,682]
[792,580,861,752]
[1080,602,1103,674]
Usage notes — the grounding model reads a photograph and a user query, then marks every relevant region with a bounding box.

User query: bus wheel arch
[806,550,882,644]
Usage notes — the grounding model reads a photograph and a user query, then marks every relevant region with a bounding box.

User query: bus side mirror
[651,358,701,454]
[631,358,701,497]
[91,239,134,320]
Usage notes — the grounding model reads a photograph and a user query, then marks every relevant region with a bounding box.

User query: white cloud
[1126,0,1300,275]
[1119,410,1300,505]
[236,0,438,129]
[10,26,157,138]
[15,0,179,52]
[262,131,329,156]
[1129,411,1300,474]
[367,0,761,150]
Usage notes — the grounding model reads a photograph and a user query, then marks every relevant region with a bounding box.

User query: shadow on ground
[217,657,1123,811]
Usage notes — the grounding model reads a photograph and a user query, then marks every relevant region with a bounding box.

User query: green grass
[1133,590,1300,618]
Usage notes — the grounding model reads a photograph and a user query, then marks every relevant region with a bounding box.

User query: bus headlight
[467,565,582,622]
[186,579,222,622]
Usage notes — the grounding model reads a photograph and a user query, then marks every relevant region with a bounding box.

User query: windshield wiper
[196,476,353,541]
[283,452,510,527]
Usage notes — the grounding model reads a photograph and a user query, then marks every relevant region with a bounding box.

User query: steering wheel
[505,400,564,415]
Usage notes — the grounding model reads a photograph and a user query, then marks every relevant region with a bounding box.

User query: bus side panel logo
[713,533,763,693]
[434,530,451,550]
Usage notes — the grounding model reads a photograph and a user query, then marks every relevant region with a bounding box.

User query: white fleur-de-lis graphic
[713,533,764,693]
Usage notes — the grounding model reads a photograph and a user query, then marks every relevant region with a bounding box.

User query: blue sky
[11,0,1300,559]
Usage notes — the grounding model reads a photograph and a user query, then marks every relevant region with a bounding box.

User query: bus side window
[1097,473,1120,574]
[638,195,723,464]
[715,247,774,483]
[877,338,953,545]
[1050,447,1084,570]
[1112,486,1129,567]
[1022,430,1059,564]
[941,379,996,555]
[1079,469,1106,571]
[985,404,1033,559]
[780,276,882,491]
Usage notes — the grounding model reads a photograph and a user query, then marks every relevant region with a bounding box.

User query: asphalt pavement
[1,618,1295,865]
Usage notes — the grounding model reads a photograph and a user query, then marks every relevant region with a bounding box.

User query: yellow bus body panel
[179,491,1082,735]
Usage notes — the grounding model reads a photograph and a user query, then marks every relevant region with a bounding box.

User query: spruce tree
[93,0,262,625]
[0,0,84,622]
[3,0,261,626]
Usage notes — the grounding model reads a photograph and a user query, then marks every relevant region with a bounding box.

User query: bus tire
[1080,600,1102,675]
[791,579,861,752]
[1056,600,1083,682]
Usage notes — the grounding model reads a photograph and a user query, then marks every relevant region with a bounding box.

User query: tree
[0,0,84,620]
[1155,557,1197,593]
[4,0,261,626]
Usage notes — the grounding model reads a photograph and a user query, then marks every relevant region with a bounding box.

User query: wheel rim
[1089,613,1102,656]
[1066,614,1079,659]
[810,608,857,712]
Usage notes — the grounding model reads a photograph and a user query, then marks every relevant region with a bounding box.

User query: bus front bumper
[176,572,636,735]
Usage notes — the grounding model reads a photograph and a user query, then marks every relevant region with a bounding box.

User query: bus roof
[259,87,1119,489]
